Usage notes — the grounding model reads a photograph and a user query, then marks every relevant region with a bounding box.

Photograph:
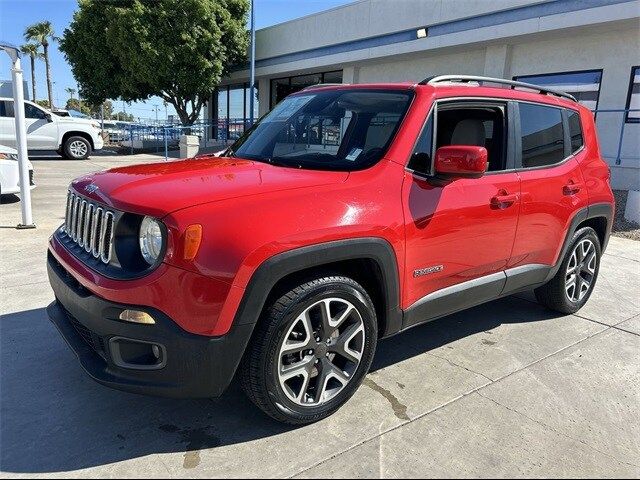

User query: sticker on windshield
[345,148,363,162]
[267,95,315,122]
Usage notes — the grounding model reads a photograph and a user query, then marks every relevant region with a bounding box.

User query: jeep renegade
[47,76,614,424]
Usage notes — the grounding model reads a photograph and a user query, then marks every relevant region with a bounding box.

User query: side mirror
[45,113,53,122]
[434,145,488,178]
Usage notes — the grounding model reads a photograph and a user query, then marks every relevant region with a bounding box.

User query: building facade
[209,0,640,190]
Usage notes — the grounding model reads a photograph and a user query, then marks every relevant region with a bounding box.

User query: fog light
[119,309,155,324]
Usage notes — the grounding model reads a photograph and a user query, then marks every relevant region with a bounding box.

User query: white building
[209,0,640,190]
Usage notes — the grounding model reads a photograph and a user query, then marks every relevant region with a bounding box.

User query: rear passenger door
[509,103,589,271]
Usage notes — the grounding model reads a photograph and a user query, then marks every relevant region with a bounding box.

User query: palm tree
[24,21,56,108]
[65,87,76,101]
[19,43,42,102]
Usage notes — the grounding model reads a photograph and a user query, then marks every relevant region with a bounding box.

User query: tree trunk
[163,94,205,127]
[29,55,36,102]
[43,42,54,109]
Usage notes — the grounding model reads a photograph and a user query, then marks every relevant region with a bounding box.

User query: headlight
[91,121,101,130]
[139,216,164,265]
[0,153,18,161]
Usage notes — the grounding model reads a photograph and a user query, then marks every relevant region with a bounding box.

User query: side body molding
[233,238,403,338]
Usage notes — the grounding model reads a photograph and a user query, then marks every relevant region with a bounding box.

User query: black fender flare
[232,237,403,338]
[544,202,614,282]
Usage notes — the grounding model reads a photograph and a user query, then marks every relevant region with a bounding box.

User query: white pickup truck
[0,98,104,160]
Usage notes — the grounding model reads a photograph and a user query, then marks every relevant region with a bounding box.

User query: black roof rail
[419,75,577,102]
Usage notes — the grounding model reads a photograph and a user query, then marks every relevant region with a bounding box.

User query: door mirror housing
[434,145,488,178]
[45,113,53,123]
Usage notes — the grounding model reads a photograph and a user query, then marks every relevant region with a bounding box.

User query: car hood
[56,117,95,126]
[71,156,349,217]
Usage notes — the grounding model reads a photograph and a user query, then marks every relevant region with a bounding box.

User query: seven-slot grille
[64,191,114,264]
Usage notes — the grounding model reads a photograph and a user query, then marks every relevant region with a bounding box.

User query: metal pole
[248,0,256,125]
[10,55,35,228]
[615,118,625,166]
[162,126,169,162]
[100,103,104,130]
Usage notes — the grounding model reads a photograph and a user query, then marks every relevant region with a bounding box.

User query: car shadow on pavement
[0,295,561,474]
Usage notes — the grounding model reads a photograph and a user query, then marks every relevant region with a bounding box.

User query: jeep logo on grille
[84,184,99,194]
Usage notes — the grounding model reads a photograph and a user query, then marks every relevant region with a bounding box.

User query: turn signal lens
[119,309,155,325]
[183,224,203,261]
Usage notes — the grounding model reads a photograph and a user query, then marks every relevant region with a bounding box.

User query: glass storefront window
[245,84,259,123]
[270,70,343,108]
[215,84,260,141]
[216,87,228,141]
[322,71,343,84]
[229,86,245,140]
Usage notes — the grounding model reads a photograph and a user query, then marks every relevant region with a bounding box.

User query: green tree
[60,0,249,125]
[19,43,42,102]
[65,98,91,116]
[35,99,50,109]
[114,111,135,122]
[65,87,76,101]
[24,21,57,109]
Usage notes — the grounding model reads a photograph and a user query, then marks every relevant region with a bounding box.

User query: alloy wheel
[277,297,366,406]
[69,140,88,158]
[565,238,597,302]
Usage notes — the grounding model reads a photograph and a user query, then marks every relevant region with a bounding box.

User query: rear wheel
[535,227,601,313]
[63,136,91,160]
[240,276,377,424]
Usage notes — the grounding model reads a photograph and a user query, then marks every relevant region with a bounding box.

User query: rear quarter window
[567,109,584,153]
[519,103,564,168]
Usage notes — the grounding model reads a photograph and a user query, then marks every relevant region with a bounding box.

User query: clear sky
[0,0,353,121]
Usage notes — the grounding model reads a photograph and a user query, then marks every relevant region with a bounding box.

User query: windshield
[228,89,413,171]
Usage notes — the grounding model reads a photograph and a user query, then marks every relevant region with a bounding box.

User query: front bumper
[47,252,255,398]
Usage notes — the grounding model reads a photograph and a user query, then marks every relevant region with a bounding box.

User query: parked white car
[0,144,34,196]
[0,98,104,159]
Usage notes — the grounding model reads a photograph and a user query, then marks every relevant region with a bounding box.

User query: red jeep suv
[47,76,614,424]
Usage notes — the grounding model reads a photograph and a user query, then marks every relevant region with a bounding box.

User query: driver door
[401,99,520,327]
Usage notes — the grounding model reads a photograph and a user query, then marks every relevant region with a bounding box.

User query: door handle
[563,181,583,195]
[491,191,519,208]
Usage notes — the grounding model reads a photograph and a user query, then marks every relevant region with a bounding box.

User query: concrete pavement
[1,153,639,478]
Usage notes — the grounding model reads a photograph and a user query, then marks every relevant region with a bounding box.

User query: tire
[63,136,91,160]
[535,227,601,314]
[240,276,378,424]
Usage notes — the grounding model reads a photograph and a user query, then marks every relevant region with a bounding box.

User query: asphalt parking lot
[1,152,639,478]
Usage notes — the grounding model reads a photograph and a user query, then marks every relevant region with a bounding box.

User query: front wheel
[535,227,601,313]
[63,136,91,160]
[240,276,378,424]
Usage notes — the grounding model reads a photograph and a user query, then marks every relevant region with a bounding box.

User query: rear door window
[519,103,565,168]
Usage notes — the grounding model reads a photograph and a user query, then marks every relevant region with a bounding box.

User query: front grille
[29,170,35,186]
[63,191,114,264]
